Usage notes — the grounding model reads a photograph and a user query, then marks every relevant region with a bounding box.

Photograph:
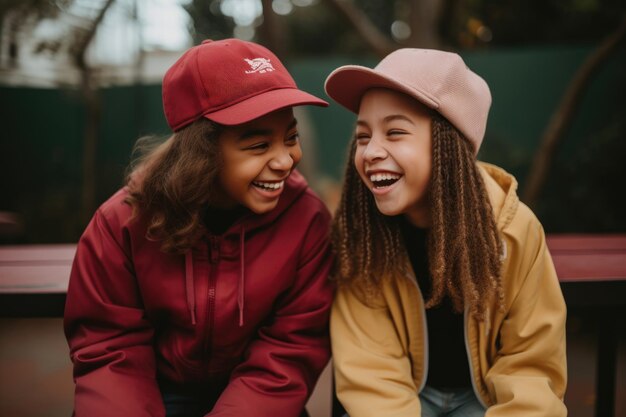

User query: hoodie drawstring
[238,227,246,327]
[185,252,197,325]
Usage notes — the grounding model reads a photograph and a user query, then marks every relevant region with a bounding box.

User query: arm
[485,220,567,417]
[64,209,164,417]
[331,286,422,417]
[208,210,334,417]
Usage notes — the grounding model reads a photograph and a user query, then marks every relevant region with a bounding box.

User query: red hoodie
[64,170,334,417]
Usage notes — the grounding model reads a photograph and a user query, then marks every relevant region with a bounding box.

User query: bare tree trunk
[132,0,146,134]
[2,7,30,67]
[437,0,461,48]
[70,0,116,225]
[323,0,398,58]
[406,0,443,48]
[522,16,626,208]
[79,69,101,224]
[258,0,287,58]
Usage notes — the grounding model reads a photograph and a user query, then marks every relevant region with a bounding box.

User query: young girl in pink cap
[325,49,567,417]
[64,39,333,417]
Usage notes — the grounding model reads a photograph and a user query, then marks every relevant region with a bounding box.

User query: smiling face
[354,88,433,227]
[213,108,302,214]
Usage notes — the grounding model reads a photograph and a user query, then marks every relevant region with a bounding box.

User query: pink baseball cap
[324,48,491,152]
[163,39,328,131]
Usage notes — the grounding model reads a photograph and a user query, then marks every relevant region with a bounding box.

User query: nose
[362,137,387,162]
[268,146,294,171]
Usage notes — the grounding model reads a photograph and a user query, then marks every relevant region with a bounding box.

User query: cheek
[353,150,367,182]
[291,145,303,166]
[218,154,249,192]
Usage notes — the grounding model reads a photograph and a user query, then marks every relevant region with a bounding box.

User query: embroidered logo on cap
[244,58,274,74]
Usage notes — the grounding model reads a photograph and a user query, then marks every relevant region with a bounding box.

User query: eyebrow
[384,114,415,125]
[356,114,415,127]
[238,118,298,140]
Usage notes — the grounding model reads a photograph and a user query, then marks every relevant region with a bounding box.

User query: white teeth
[369,173,401,182]
[253,180,284,190]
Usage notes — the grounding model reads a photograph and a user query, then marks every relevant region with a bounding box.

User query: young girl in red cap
[325,49,567,417]
[64,39,333,417]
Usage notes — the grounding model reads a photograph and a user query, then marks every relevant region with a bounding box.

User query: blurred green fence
[1,44,625,243]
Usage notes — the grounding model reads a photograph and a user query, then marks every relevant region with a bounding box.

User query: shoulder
[95,188,135,228]
[500,200,552,297]
[74,189,141,261]
[82,188,147,248]
[335,281,388,310]
[292,187,332,248]
[299,187,332,216]
[287,184,332,226]
[266,170,332,230]
[503,200,545,254]
[261,184,332,266]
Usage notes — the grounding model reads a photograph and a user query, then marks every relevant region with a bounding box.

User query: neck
[404,207,430,228]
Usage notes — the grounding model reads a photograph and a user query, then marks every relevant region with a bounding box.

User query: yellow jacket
[331,162,567,417]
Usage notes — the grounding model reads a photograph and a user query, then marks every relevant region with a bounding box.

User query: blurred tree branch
[323,0,398,57]
[26,0,116,224]
[70,0,116,69]
[258,0,287,58]
[322,0,446,57]
[0,0,61,20]
[70,0,116,225]
[1,0,68,66]
[523,14,626,208]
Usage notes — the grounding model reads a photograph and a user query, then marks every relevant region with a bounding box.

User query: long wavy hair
[331,113,504,317]
[125,119,222,254]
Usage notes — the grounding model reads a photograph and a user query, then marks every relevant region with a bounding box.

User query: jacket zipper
[204,236,219,371]
[463,309,489,408]
[406,274,429,392]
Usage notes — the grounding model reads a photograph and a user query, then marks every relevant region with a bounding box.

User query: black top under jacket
[400,218,472,390]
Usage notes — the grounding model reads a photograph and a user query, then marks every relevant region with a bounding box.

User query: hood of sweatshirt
[184,169,310,326]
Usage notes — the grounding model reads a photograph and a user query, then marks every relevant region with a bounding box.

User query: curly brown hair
[125,119,222,254]
[331,114,504,317]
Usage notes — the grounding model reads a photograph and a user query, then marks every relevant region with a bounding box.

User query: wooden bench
[545,234,626,417]
[0,244,74,317]
[1,235,625,416]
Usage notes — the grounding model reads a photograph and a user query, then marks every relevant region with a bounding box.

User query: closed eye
[388,130,408,136]
[355,132,371,141]
[285,132,300,145]
[244,142,269,151]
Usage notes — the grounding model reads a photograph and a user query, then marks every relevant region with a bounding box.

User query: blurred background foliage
[185,0,626,53]
[0,0,625,244]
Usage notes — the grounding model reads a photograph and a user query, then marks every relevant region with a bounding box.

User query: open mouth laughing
[252,180,285,191]
[369,172,402,189]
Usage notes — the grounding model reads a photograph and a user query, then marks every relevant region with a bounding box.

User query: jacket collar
[215,169,309,238]
[477,162,520,231]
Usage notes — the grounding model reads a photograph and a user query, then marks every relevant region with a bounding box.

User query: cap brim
[204,88,328,126]
[324,65,439,114]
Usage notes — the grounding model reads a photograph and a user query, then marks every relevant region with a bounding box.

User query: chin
[374,202,404,217]
[248,202,278,215]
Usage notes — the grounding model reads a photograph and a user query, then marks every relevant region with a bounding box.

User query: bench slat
[1,235,625,294]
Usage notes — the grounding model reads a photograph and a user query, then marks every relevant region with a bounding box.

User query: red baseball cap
[163,38,328,131]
